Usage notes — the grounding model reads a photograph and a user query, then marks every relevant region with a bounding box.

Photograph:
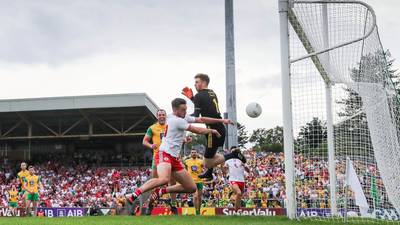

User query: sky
[0,0,398,134]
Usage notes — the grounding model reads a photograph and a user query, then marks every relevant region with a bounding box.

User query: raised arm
[191,93,201,117]
[182,87,194,102]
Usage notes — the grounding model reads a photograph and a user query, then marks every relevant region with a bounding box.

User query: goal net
[282,0,400,222]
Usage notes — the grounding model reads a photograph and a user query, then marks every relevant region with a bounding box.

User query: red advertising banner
[151,207,176,216]
[215,208,286,216]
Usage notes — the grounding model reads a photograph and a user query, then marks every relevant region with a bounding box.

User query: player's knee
[188,185,197,193]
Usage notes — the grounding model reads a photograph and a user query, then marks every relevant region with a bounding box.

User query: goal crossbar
[289,0,376,65]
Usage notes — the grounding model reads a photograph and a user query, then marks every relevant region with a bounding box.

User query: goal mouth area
[284,0,400,221]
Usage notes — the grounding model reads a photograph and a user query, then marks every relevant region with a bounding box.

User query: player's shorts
[230,181,245,192]
[8,202,18,208]
[204,123,226,158]
[26,193,39,201]
[155,151,184,172]
[196,182,203,190]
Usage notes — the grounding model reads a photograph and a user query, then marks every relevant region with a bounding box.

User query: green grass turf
[0,216,390,225]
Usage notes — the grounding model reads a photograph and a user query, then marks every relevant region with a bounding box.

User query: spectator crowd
[0,149,389,210]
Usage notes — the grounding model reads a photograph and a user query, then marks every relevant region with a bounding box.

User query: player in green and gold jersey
[23,166,43,217]
[17,162,29,208]
[184,149,204,215]
[8,185,19,216]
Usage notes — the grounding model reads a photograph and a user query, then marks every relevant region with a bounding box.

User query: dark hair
[230,146,238,150]
[194,73,210,85]
[157,109,166,114]
[171,98,186,110]
[28,165,34,169]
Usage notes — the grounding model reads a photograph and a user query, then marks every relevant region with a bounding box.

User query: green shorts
[26,193,39,201]
[151,160,156,171]
[9,202,18,208]
[196,182,203,190]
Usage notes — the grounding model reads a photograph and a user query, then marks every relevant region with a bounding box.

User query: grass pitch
[0,216,390,225]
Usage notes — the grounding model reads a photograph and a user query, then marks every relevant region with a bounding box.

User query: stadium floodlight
[279,0,400,222]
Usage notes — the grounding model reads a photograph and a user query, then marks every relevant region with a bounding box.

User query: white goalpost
[279,0,400,222]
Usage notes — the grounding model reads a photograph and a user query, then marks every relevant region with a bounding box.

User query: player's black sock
[145,202,154,215]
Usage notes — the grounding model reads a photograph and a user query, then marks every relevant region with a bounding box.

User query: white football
[246,102,262,118]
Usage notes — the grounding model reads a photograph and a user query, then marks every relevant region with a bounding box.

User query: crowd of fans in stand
[0,161,150,209]
[0,149,387,209]
[0,150,285,209]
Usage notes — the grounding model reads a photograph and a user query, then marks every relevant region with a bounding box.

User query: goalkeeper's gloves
[181,87,194,100]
